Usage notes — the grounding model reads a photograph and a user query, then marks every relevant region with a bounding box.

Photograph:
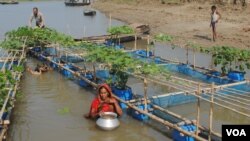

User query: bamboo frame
[27,44,250,141]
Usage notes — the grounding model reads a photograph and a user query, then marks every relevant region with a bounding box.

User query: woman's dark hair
[99,87,111,97]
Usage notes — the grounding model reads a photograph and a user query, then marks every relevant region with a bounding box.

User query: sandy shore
[93,0,250,48]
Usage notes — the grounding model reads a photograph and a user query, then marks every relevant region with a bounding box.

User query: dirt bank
[93,0,250,48]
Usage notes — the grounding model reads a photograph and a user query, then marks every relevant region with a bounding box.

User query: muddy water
[8,58,171,141]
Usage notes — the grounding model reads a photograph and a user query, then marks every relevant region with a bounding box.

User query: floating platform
[64,0,90,6]
[0,1,18,4]
[83,10,96,16]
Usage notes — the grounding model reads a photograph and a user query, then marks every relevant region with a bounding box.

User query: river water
[0,0,124,39]
[2,1,249,141]
[2,1,172,141]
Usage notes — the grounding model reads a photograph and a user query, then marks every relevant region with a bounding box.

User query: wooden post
[196,83,201,135]
[147,35,150,57]
[209,83,215,141]
[186,46,189,64]
[134,34,137,50]
[93,64,97,82]
[193,49,196,69]
[144,78,148,112]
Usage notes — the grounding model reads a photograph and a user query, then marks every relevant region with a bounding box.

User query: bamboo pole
[189,91,250,117]
[144,78,148,112]
[37,46,250,117]
[213,92,250,106]
[129,72,250,117]
[196,83,201,136]
[209,83,215,141]
[186,46,189,64]
[1,53,12,71]
[7,51,18,70]
[93,64,97,82]
[30,48,223,141]
[147,35,150,57]
[37,54,98,88]
[134,34,137,50]
[112,95,208,141]
[223,87,250,94]
[151,103,222,138]
[193,49,196,69]
[219,88,250,99]
[202,92,250,111]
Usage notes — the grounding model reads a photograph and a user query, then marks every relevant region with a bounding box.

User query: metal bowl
[96,112,120,131]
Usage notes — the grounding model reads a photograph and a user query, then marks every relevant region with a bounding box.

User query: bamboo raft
[0,1,18,5]
[27,46,250,141]
[0,48,26,141]
[3,39,249,141]
[74,24,150,43]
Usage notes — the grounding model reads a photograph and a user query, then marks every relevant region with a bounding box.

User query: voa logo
[226,129,246,136]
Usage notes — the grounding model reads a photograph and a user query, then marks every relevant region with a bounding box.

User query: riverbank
[93,0,250,48]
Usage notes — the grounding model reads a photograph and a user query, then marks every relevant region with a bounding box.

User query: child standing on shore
[210,5,221,42]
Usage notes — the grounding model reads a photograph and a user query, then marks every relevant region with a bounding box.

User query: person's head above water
[98,83,112,101]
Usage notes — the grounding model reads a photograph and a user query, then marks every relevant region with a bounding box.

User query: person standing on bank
[29,7,45,28]
[210,5,221,42]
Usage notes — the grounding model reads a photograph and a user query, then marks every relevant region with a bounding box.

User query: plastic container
[172,124,197,141]
[96,70,110,80]
[79,73,93,87]
[61,64,79,78]
[111,86,133,109]
[134,50,153,57]
[227,71,245,81]
[130,104,151,121]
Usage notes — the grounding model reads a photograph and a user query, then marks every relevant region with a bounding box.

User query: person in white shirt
[29,7,45,28]
[210,5,221,42]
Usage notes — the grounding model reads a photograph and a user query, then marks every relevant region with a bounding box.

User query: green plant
[0,70,15,108]
[206,46,250,75]
[81,43,169,89]
[0,26,76,49]
[107,25,134,46]
[154,33,173,42]
[107,25,134,35]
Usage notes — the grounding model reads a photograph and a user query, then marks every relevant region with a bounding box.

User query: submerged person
[39,63,52,72]
[27,64,42,75]
[29,7,45,28]
[210,5,221,42]
[84,83,123,119]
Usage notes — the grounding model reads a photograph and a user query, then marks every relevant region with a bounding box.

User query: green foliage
[13,65,25,72]
[0,70,15,108]
[0,26,75,49]
[107,25,134,35]
[205,46,250,75]
[154,33,173,42]
[0,40,23,50]
[82,43,169,89]
[186,41,203,52]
